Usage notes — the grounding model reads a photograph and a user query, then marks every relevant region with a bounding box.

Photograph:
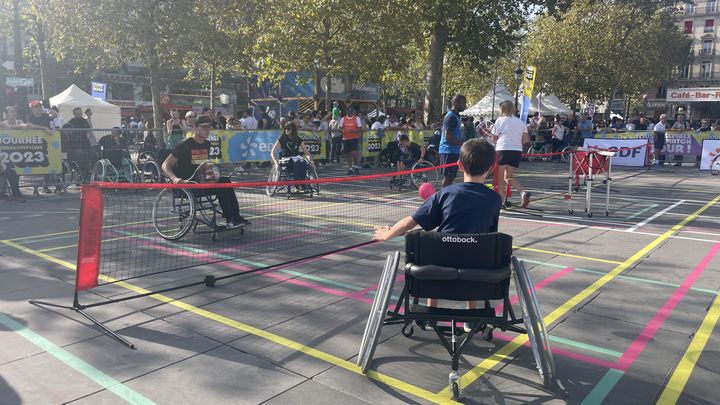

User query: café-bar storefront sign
[667,87,720,103]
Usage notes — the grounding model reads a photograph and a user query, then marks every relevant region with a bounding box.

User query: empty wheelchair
[266,156,319,198]
[152,162,245,241]
[91,149,141,183]
[358,231,556,400]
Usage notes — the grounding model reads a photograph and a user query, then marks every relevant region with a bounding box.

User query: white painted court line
[626,200,685,232]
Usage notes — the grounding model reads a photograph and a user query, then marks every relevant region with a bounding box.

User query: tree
[414,0,571,124]
[522,0,690,111]
[250,0,411,112]
[50,0,198,135]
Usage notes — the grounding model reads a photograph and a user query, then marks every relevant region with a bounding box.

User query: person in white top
[551,116,566,162]
[241,108,258,130]
[492,100,531,208]
[652,114,667,166]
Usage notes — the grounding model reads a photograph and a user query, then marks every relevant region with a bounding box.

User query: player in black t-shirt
[162,115,250,227]
[270,122,314,182]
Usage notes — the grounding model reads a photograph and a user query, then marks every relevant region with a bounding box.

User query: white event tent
[462,81,514,119]
[49,85,121,135]
[519,93,573,116]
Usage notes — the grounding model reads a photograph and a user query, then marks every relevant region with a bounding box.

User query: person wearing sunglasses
[162,115,250,227]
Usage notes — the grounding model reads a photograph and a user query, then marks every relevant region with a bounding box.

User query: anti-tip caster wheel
[482,325,493,341]
[588,212,593,218]
[204,275,216,287]
[449,372,462,400]
[605,211,609,216]
[402,325,414,337]
[568,209,574,214]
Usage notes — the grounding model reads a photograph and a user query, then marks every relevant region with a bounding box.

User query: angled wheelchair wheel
[137,150,156,166]
[152,188,196,240]
[266,166,280,197]
[526,145,541,162]
[119,158,141,182]
[54,160,72,192]
[308,164,320,194]
[357,252,401,374]
[140,161,163,183]
[711,155,720,176]
[91,159,117,182]
[425,148,439,165]
[194,194,221,231]
[561,146,575,164]
[511,256,556,387]
[410,161,439,189]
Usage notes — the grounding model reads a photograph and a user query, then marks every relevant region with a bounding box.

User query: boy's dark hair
[459,139,495,176]
[398,134,410,142]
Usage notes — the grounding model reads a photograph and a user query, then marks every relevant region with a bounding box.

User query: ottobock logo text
[442,236,477,243]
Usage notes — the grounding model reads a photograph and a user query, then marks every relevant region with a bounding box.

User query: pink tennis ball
[418,182,435,200]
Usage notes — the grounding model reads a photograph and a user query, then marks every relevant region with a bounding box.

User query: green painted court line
[624,204,659,221]
[0,312,155,405]
[580,368,625,405]
[524,259,720,296]
[548,336,623,358]
[279,269,365,291]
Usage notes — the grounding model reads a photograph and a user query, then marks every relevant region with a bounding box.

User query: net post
[75,184,104,292]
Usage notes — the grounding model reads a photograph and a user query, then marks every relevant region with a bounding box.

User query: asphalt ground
[1,161,719,404]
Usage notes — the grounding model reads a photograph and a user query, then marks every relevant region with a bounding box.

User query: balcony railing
[704,26,715,33]
[699,48,716,55]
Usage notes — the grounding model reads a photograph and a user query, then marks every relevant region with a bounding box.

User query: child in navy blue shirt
[373,138,500,241]
[374,139,500,324]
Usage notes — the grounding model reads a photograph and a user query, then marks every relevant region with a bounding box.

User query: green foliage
[522,0,691,106]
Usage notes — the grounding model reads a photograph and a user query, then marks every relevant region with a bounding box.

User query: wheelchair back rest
[405,230,512,270]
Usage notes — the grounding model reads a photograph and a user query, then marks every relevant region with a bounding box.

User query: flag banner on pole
[520,66,537,123]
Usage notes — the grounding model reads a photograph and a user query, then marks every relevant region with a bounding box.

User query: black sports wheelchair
[152,162,246,241]
[266,156,320,198]
[358,231,556,400]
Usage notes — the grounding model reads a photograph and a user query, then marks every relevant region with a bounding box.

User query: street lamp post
[514,66,523,114]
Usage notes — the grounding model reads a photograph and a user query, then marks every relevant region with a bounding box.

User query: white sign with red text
[700,140,720,171]
[583,139,649,167]
[667,88,720,103]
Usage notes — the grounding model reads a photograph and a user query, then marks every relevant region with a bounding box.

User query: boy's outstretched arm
[373,216,418,241]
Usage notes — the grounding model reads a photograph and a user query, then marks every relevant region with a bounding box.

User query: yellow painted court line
[656,294,720,404]
[512,246,623,265]
[0,239,457,404]
[444,193,720,397]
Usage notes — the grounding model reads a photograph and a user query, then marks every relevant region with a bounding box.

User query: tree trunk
[423,24,448,126]
[147,41,165,149]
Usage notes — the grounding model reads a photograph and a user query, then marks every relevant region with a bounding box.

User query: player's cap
[196,115,213,127]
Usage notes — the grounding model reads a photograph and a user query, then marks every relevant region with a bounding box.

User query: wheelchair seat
[357,230,556,400]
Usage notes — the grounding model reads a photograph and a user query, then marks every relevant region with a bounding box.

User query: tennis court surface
[1,162,719,404]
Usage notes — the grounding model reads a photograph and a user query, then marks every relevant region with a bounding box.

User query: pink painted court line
[613,242,720,371]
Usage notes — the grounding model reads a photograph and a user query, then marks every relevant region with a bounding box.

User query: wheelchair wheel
[152,188,196,240]
[511,257,556,387]
[54,160,72,192]
[425,148,439,165]
[378,148,393,168]
[410,161,439,189]
[561,146,575,163]
[91,159,117,182]
[526,145,541,162]
[137,150,156,166]
[357,252,401,374]
[140,161,163,183]
[711,155,720,176]
[266,165,280,197]
[119,158,141,182]
[308,164,320,194]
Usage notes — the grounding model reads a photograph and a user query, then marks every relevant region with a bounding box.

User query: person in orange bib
[338,107,363,175]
